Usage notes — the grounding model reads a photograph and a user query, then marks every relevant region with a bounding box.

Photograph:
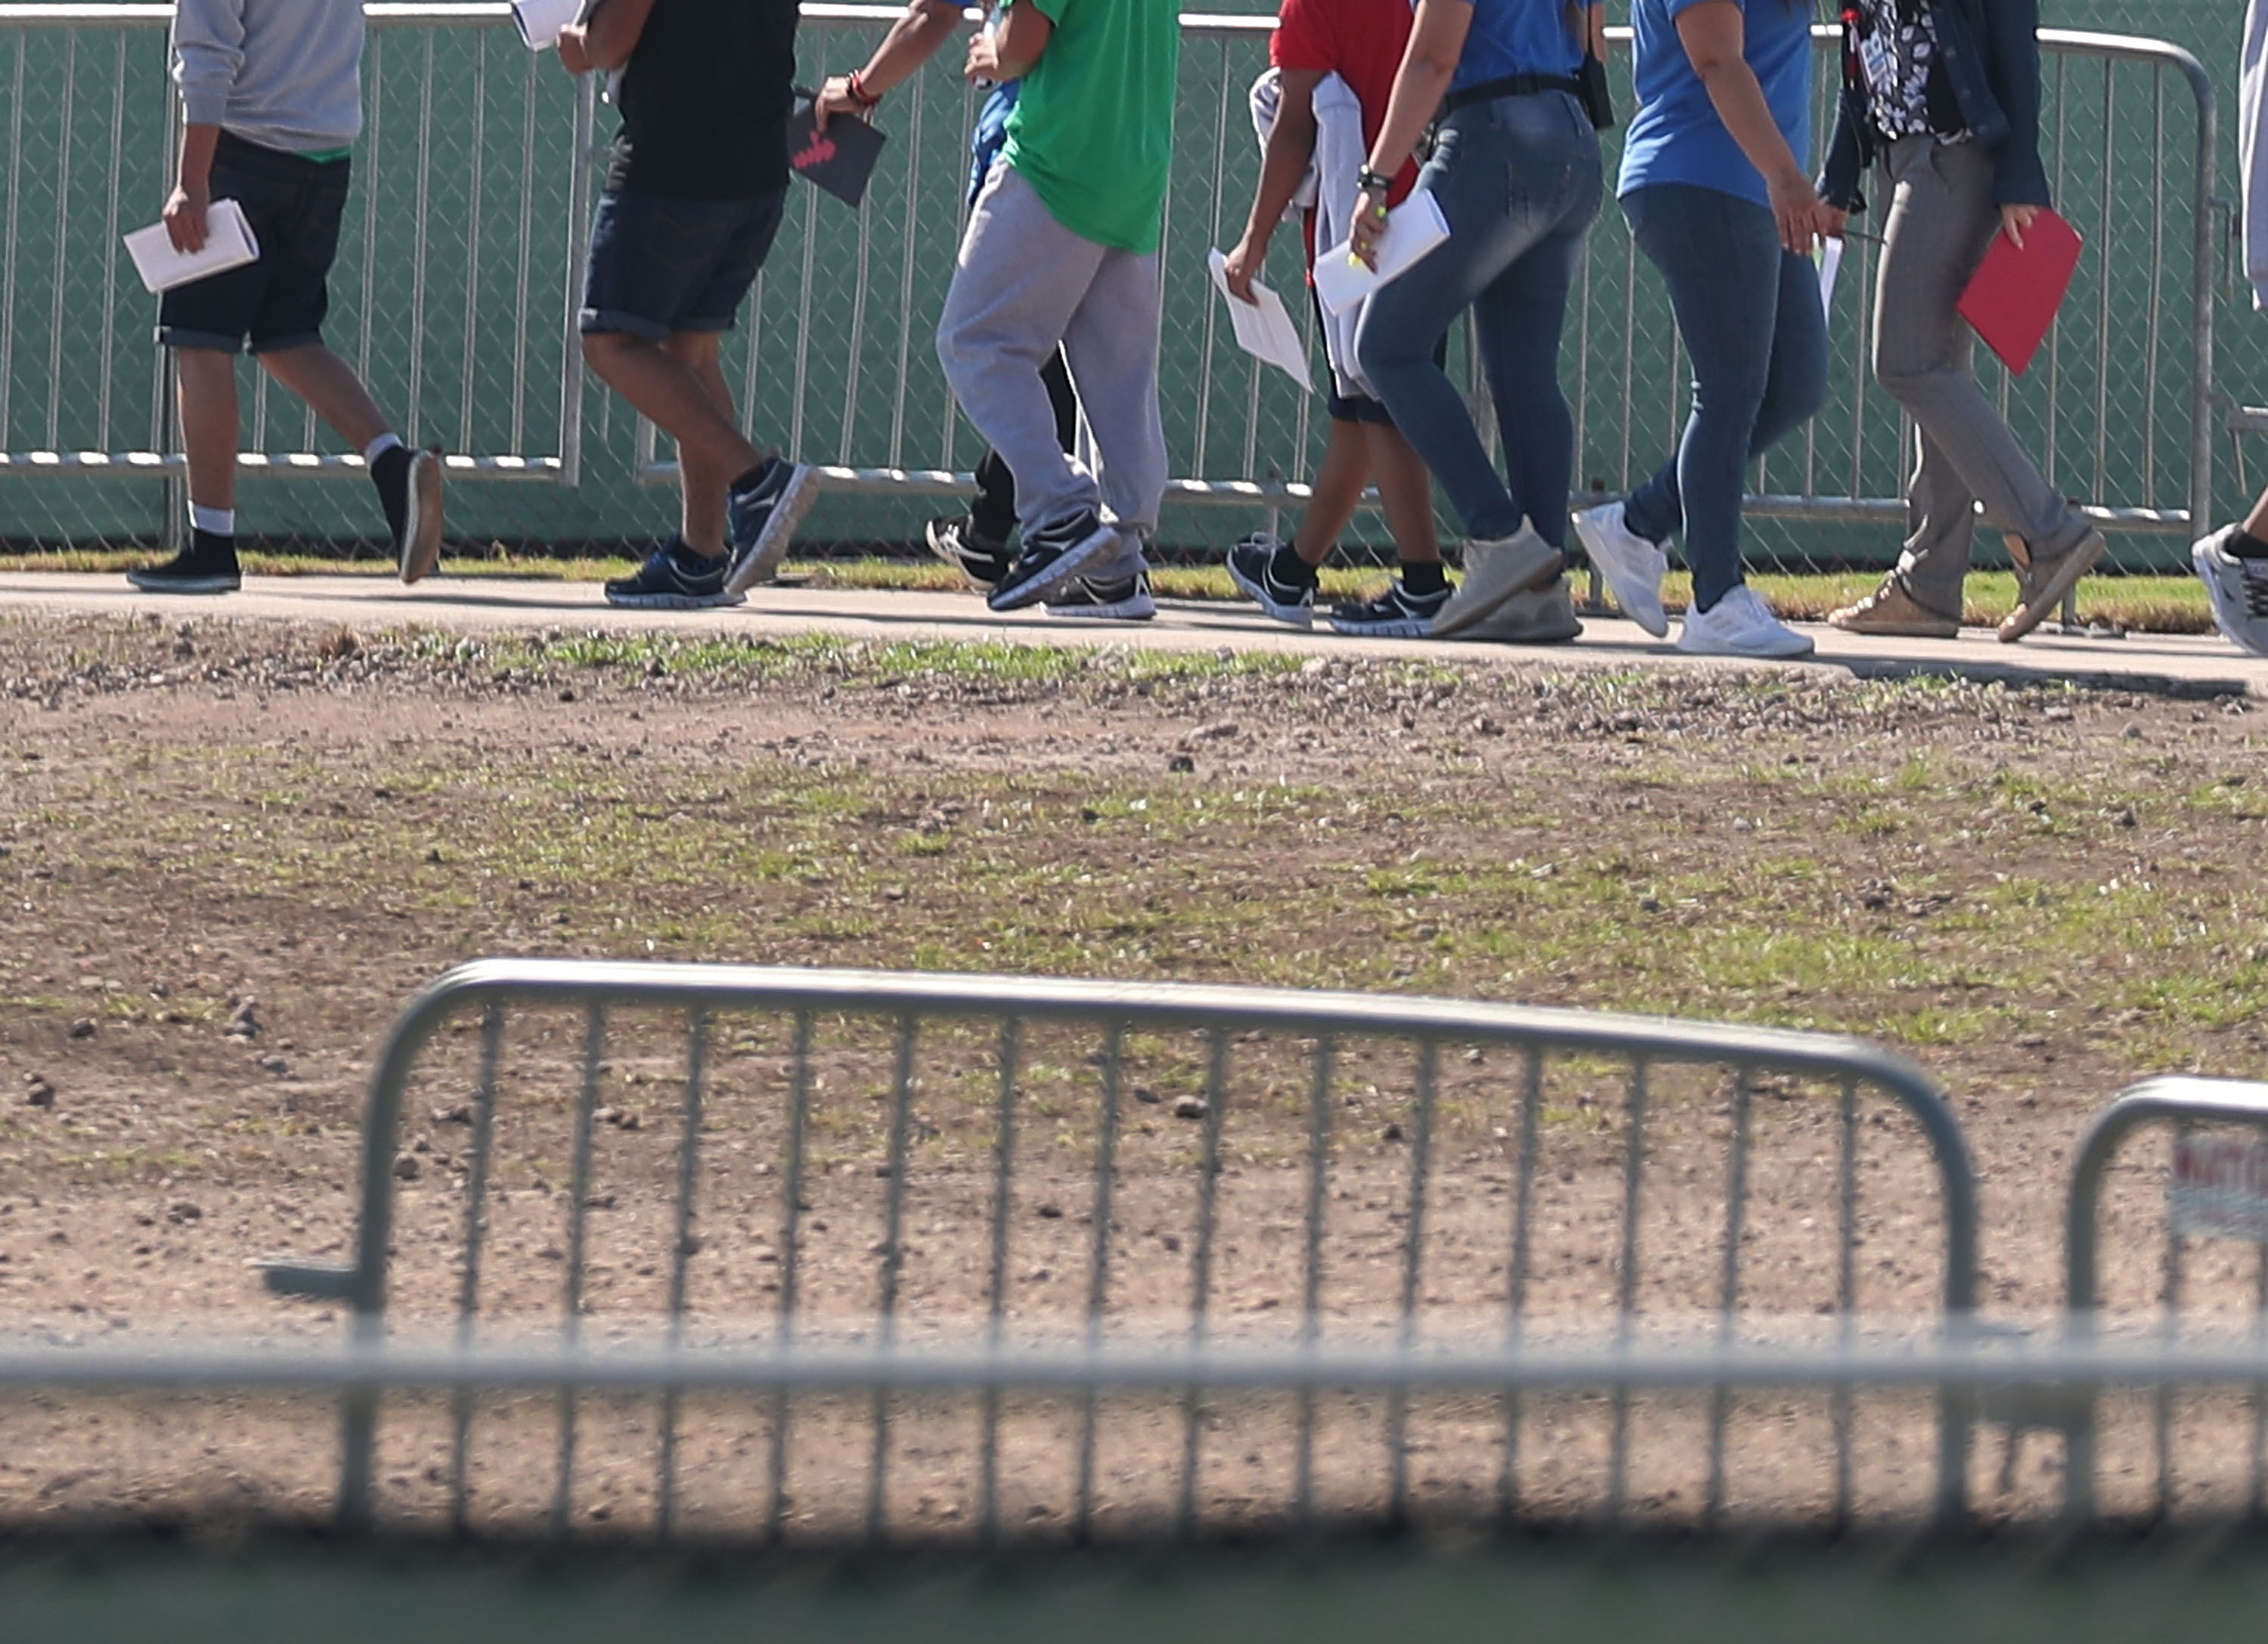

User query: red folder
[1956,206,2083,376]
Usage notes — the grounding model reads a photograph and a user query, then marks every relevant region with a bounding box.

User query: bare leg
[256,344,392,452]
[175,348,240,512]
[1292,418,1372,566]
[1365,422,1441,565]
[2245,488,2268,540]
[661,330,739,557]
[582,333,764,549]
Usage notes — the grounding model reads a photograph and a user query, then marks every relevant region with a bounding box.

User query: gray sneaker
[1453,576,1582,644]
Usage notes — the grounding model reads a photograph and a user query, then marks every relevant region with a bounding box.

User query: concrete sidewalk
[2,571,2260,698]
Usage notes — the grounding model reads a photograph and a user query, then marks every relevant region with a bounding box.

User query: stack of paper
[510,0,583,50]
[1205,249,1309,392]
[122,200,261,295]
[1312,190,1449,316]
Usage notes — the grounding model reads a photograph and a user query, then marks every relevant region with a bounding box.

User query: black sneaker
[987,509,1120,611]
[1225,532,1315,628]
[126,533,239,595]
[926,515,1011,590]
[372,444,446,584]
[1043,570,1156,621]
[1328,579,1451,638]
[604,537,743,609]
[723,457,820,593]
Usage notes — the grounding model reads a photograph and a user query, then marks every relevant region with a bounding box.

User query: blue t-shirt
[1448,0,1586,96]
[1617,0,1816,206]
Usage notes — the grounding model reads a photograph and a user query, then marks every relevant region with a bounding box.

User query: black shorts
[157,131,349,355]
[1309,285,1442,426]
[578,189,786,340]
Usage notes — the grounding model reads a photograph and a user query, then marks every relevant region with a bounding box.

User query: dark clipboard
[785,90,888,209]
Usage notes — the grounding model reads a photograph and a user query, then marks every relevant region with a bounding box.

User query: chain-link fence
[0,5,2230,573]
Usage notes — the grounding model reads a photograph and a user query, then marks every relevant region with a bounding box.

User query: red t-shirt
[1269,0,1422,264]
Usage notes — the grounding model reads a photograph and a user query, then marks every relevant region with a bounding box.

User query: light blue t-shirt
[1617,0,1816,206]
[1448,0,1587,96]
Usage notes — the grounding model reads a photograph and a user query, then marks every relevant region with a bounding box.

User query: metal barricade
[2063,1076,2268,1525]
[0,8,2220,568]
[257,958,1979,1539]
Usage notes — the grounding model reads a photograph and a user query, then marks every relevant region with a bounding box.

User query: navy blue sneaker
[1044,570,1156,621]
[926,515,1012,590]
[1328,579,1451,638]
[604,537,744,609]
[723,457,820,593]
[987,509,1120,611]
[1225,532,1315,628]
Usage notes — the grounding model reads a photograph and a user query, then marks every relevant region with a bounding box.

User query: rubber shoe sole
[1432,530,1563,638]
[724,462,822,595]
[398,447,445,584]
[987,518,1120,611]
[1998,528,2106,642]
[125,567,239,595]
[603,586,745,611]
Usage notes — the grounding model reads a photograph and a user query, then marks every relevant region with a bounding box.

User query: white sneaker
[2192,525,2268,658]
[1572,500,1669,638]
[1675,584,1815,659]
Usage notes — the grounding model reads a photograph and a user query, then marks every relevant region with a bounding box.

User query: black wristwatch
[1356,167,1395,194]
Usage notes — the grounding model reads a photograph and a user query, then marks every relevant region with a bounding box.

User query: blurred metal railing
[256,959,1980,1538]
[2064,1077,2268,1525]
[0,8,2220,563]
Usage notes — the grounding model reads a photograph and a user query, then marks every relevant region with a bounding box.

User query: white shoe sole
[603,588,746,610]
[2195,542,2268,658]
[125,573,238,595]
[398,447,445,584]
[1675,625,1815,659]
[988,520,1120,611]
[1225,553,1315,628]
[1328,612,1436,638]
[1044,590,1157,621]
[1572,506,1671,638]
[724,463,822,595]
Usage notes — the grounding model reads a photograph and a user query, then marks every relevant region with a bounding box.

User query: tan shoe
[1826,576,1959,639]
[1998,526,2107,642]
[1454,576,1582,643]
[1433,523,1563,637]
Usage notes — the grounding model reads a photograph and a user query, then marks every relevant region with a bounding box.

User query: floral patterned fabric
[1852,0,1966,143]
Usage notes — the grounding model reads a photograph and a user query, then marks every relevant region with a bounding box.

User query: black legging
[967,348,1079,543]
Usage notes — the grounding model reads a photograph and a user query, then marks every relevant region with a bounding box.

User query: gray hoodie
[172,0,364,156]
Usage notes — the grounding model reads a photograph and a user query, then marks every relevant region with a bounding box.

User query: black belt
[1441,73,1585,115]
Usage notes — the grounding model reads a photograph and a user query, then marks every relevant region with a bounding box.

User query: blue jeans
[1356,90,1601,548]
[1619,184,1829,612]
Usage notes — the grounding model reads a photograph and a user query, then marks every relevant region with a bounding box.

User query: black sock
[2231,528,2268,560]
[1269,543,1318,587]
[190,528,237,565]
[730,461,772,496]
[1400,560,1447,596]
[369,443,409,489]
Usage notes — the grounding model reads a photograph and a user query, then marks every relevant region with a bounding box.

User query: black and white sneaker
[723,456,820,594]
[603,537,745,609]
[126,534,240,595]
[987,509,1119,611]
[373,444,446,584]
[1226,532,1315,628]
[1044,570,1156,621]
[926,515,1011,590]
[1328,579,1451,638]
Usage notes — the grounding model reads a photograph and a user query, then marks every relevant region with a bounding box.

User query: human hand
[1820,205,1848,242]
[163,180,209,254]
[815,75,865,130]
[1349,186,1390,271]
[1222,231,1269,303]
[965,27,1001,82]
[1766,169,1832,255]
[557,23,593,76]
[2000,203,2039,249]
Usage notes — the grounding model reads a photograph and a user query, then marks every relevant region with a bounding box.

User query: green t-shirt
[999,0,1180,254]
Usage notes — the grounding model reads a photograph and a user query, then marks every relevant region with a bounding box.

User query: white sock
[189,503,235,537]
[364,432,404,465]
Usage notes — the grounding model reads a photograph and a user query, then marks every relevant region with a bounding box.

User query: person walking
[1820,0,2107,645]
[1346,0,1607,639]
[559,0,818,611]
[1572,0,1833,658]
[2189,0,2268,658]
[129,0,443,596]
[1218,0,1453,639]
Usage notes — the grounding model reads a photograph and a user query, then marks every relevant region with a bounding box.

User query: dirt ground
[4,611,2268,1537]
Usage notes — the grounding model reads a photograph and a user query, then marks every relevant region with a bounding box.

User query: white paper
[122,199,260,295]
[1206,249,1310,392]
[1312,189,1449,317]
[1817,234,1845,318]
[510,0,582,50]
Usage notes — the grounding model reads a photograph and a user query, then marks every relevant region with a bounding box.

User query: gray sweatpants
[935,163,1167,543]
[1872,136,2090,619]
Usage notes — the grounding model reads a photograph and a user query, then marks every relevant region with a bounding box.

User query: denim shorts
[157,132,349,355]
[578,189,787,339]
